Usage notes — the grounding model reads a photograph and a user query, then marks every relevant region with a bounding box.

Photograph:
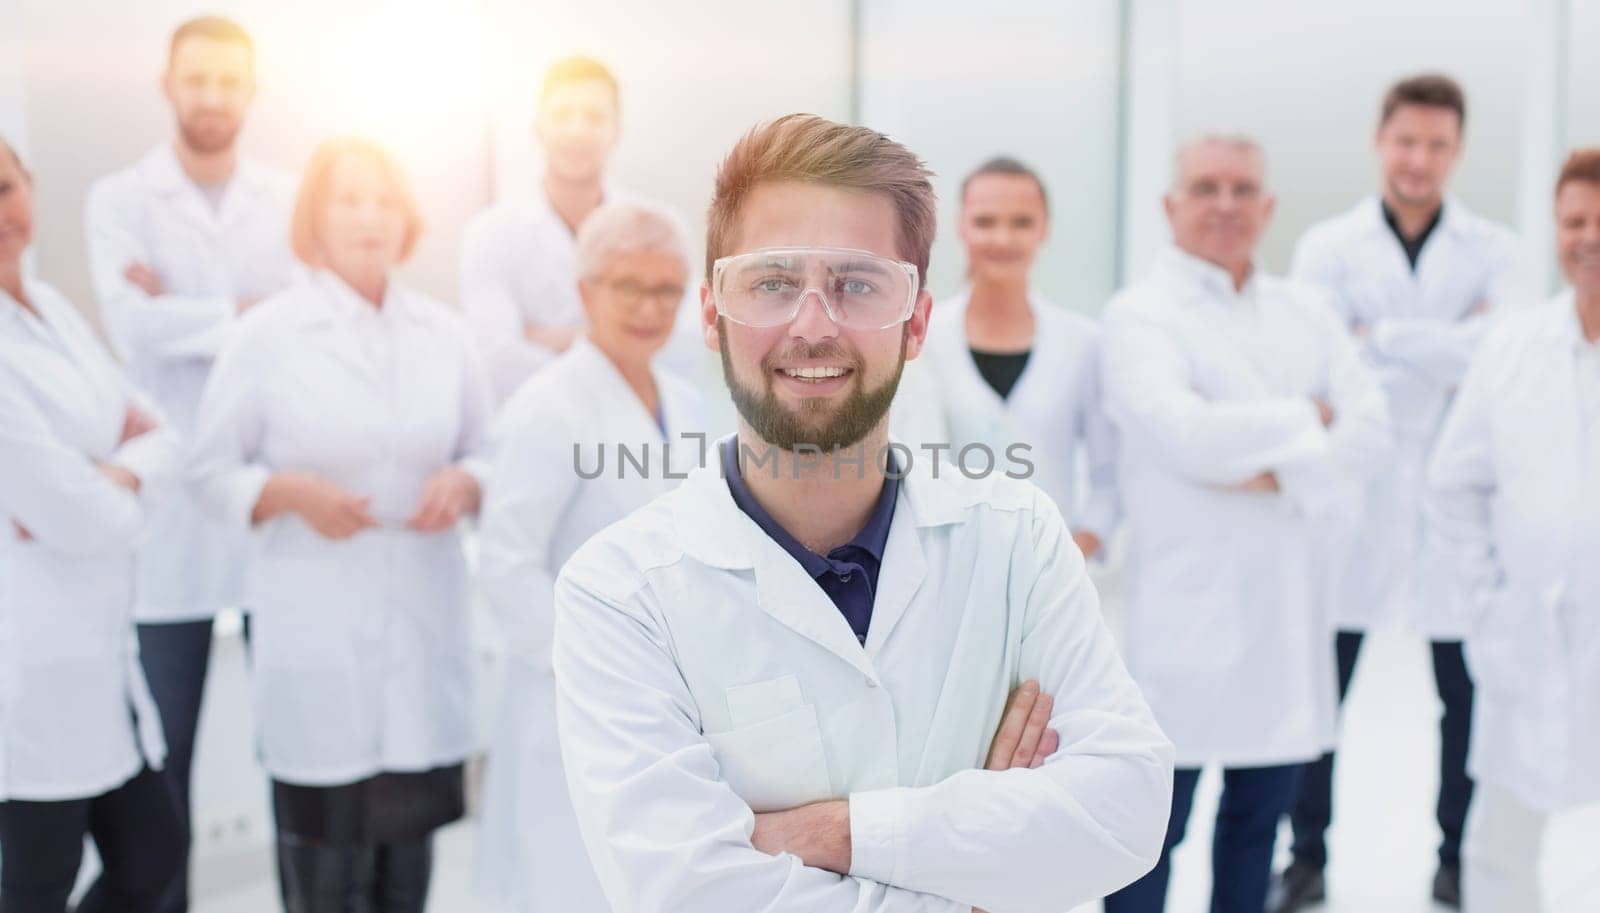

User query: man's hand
[237,294,264,315]
[97,463,141,494]
[1312,396,1335,428]
[119,404,159,445]
[406,466,481,533]
[1071,530,1103,562]
[1234,471,1280,494]
[751,799,852,874]
[123,261,164,296]
[986,680,1059,771]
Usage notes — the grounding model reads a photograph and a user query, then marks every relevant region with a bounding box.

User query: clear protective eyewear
[710,246,919,330]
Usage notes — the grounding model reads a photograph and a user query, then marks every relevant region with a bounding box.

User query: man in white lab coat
[83,17,296,913]
[1426,148,1600,913]
[1277,74,1526,913]
[552,113,1175,913]
[459,56,700,403]
[1101,134,1392,913]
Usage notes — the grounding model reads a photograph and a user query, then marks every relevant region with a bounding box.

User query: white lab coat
[0,280,172,801]
[458,188,705,403]
[187,271,493,786]
[1424,292,1600,813]
[1102,248,1393,767]
[1291,196,1525,635]
[908,292,1120,539]
[86,144,298,623]
[552,446,1175,913]
[475,337,705,911]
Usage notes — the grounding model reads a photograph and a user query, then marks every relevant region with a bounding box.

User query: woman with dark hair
[910,157,1120,560]
[0,136,184,912]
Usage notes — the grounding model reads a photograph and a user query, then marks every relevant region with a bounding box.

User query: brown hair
[290,137,424,267]
[705,114,937,286]
[168,16,254,69]
[540,56,619,111]
[1555,147,1600,198]
[1380,73,1465,128]
[962,156,1049,216]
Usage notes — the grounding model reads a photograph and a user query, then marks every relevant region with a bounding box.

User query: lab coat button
[865,677,878,689]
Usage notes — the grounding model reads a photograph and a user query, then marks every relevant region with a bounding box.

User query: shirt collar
[719,436,899,579]
[1158,245,1260,300]
[316,269,397,328]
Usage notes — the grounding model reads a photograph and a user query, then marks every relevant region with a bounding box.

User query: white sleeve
[477,400,580,665]
[0,368,150,555]
[1101,303,1330,486]
[451,327,496,489]
[85,179,237,362]
[185,321,272,531]
[1289,229,1355,327]
[1274,301,1395,517]
[553,561,966,913]
[1369,236,1529,389]
[1422,337,1504,633]
[459,217,559,401]
[847,491,1173,913]
[1076,339,1122,540]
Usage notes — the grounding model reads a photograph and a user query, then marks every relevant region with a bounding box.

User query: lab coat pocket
[705,701,833,814]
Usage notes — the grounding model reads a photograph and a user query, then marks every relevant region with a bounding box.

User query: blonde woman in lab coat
[188,137,493,913]
[476,201,706,911]
[0,137,183,913]
[908,157,1119,559]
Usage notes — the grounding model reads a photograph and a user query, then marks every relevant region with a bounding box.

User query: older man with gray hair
[1099,133,1393,913]
[475,200,708,912]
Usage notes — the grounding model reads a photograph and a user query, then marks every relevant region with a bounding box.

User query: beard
[718,320,906,453]
[176,111,242,156]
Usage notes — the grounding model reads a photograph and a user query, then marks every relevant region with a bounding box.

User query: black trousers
[0,767,184,913]
[1289,631,1476,870]
[1106,764,1305,913]
[137,618,215,913]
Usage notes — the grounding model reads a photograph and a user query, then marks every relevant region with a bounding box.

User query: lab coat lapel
[862,483,926,656]
[300,275,389,396]
[140,145,222,236]
[749,522,878,679]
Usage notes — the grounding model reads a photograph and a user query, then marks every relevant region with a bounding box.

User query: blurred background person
[1279,73,1528,912]
[82,18,296,912]
[906,156,1119,560]
[1101,134,1392,913]
[1426,147,1600,913]
[0,136,183,913]
[474,200,704,912]
[187,137,491,913]
[461,56,700,402]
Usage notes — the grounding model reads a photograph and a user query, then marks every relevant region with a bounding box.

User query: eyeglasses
[710,246,919,330]
[602,277,686,307]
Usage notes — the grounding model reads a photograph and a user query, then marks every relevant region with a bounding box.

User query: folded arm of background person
[85,180,240,362]
[1292,227,1527,389]
[552,490,1173,913]
[459,215,562,400]
[0,363,178,555]
[1102,302,1348,490]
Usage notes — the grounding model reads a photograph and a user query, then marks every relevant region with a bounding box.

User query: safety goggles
[710,246,919,330]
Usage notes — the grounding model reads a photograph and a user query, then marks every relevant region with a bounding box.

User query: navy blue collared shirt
[721,437,898,645]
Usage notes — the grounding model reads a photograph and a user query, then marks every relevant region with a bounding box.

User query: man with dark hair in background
[1276,72,1529,912]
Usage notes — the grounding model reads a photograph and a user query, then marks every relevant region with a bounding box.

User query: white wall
[1567,0,1600,147]
[16,0,491,316]
[1169,0,1529,273]
[859,0,1125,314]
